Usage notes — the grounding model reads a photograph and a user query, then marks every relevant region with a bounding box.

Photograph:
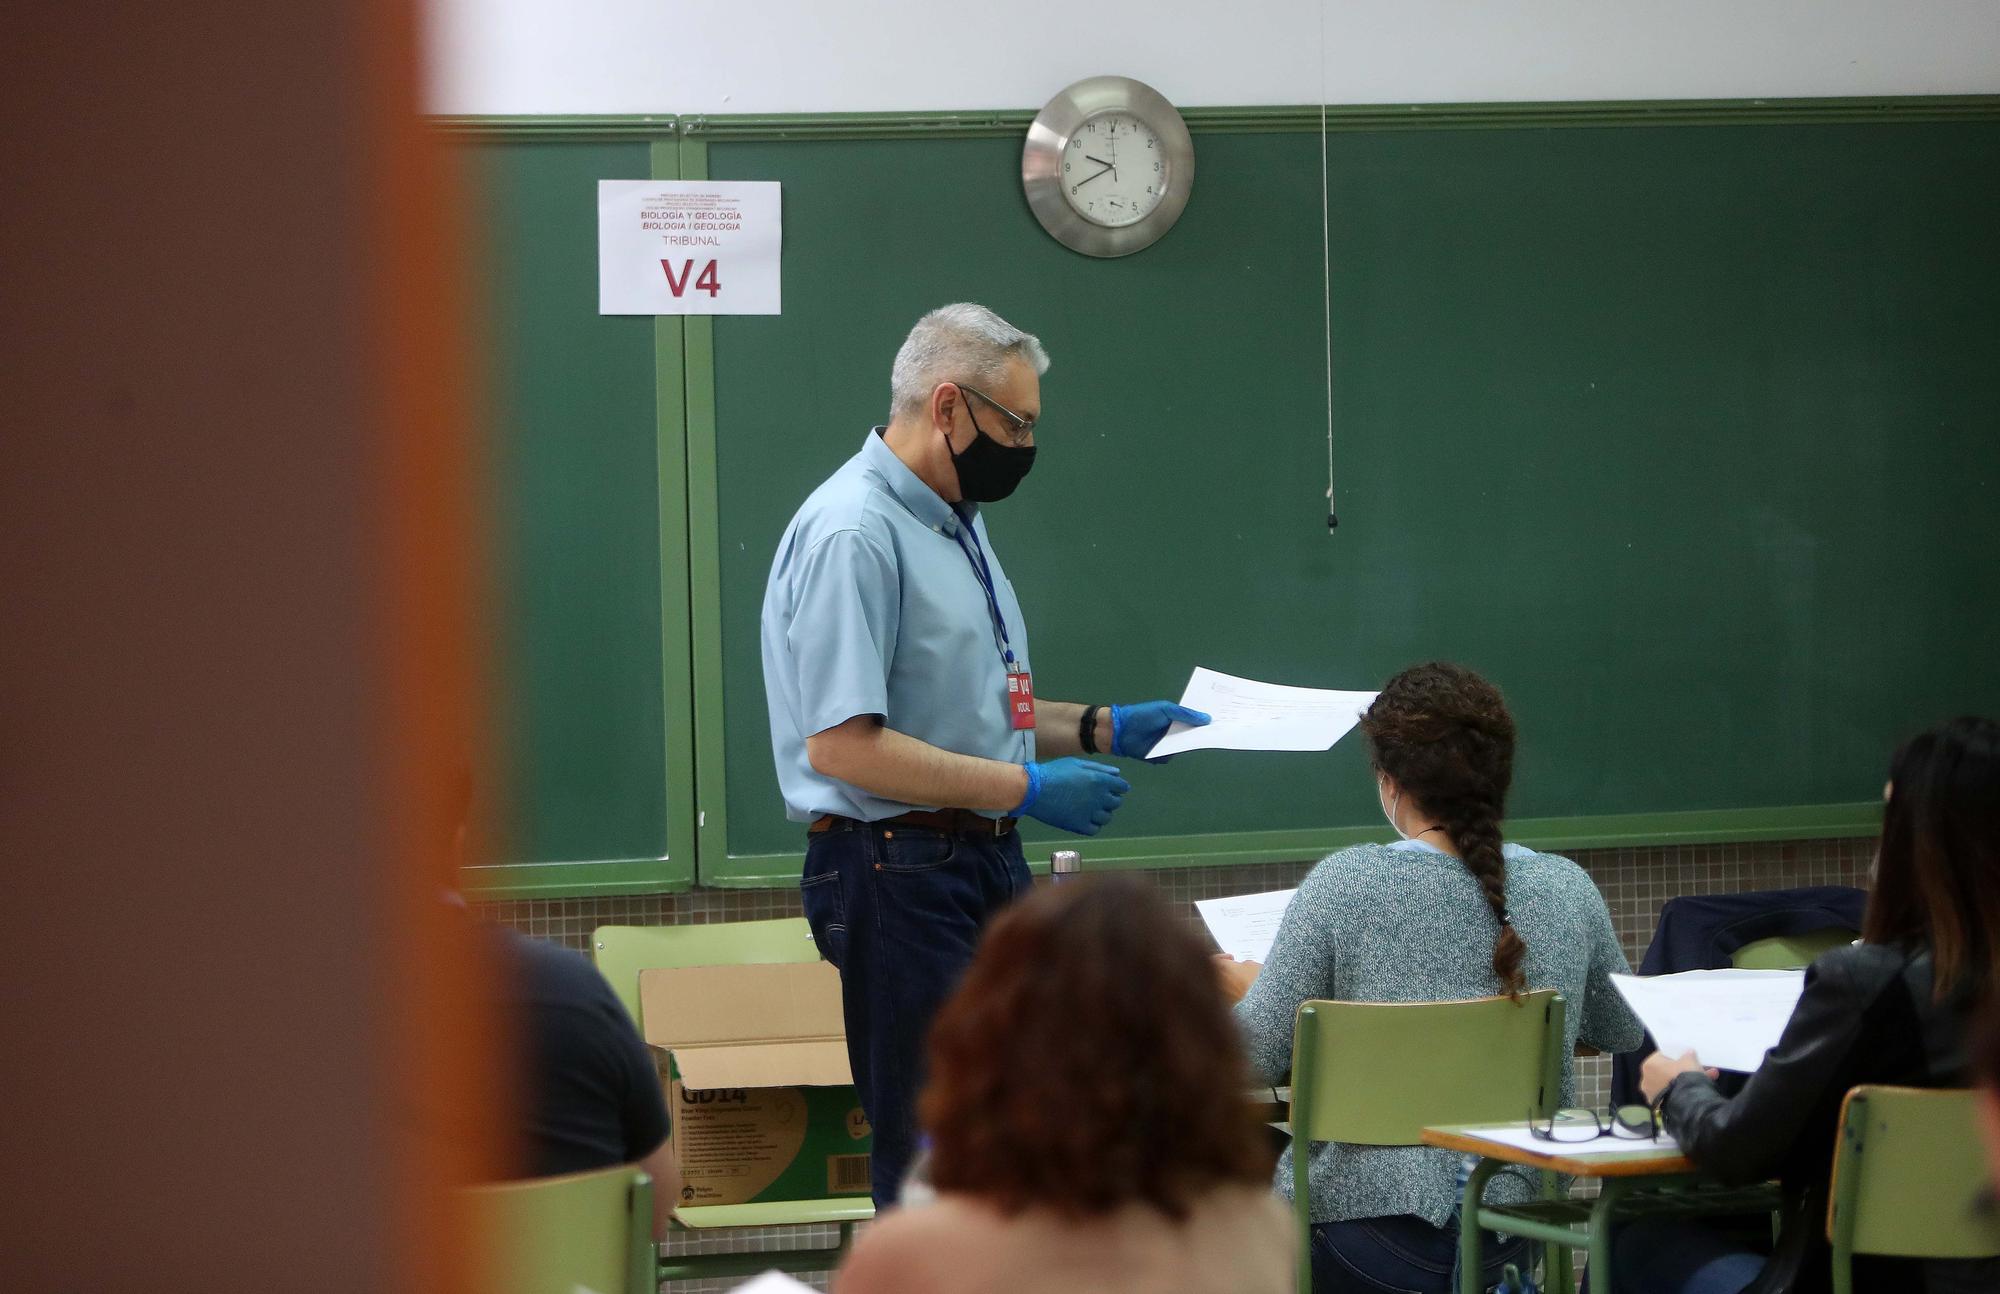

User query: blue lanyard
[951,522,1018,673]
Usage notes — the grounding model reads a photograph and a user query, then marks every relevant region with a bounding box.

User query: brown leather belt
[808,809,1018,838]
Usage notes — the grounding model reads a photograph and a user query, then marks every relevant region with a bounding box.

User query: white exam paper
[1451,1123,1681,1157]
[1146,667,1379,758]
[727,1272,818,1294]
[1196,888,1297,964]
[1609,968,1806,1073]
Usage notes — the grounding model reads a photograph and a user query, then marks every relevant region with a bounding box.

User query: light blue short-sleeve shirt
[760,430,1035,823]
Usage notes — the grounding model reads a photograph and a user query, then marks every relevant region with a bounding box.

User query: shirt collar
[862,427,964,535]
[1387,837,1534,861]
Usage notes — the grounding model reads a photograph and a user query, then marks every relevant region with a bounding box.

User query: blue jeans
[1610,1217,1768,1294]
[798,822,1032,1207]
[1312,1214,1531,1294]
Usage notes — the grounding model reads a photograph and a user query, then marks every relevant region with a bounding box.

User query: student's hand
[1015,757,1130,836]
[1111,701,1211,762]
[1213,954,1262,1003]
[1639,1049,1720,1104]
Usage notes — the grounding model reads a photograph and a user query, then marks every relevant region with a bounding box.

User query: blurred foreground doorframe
[0,2,499,1290]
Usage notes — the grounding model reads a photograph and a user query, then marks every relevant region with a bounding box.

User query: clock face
[1022,76,1193,257]
[1059,111,1168,228]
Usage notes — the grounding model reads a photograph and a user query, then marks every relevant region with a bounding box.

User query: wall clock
[1022,76,1194,258]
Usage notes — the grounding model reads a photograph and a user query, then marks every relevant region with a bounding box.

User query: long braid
[1439,796,1526,998]
[1362,662,1526,1000]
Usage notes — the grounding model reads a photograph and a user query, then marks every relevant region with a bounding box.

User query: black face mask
[948,403,1037,503]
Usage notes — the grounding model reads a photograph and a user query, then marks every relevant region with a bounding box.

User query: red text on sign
[661,259,723,298]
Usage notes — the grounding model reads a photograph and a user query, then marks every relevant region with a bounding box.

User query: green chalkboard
[690,117,2000,884]
[462,136,695,895]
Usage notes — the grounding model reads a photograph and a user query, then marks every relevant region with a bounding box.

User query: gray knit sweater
[1233,840,1644,1227]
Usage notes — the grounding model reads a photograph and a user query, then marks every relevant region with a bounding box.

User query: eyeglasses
[957,383,1036,448]
[1527,1105,1660,1144]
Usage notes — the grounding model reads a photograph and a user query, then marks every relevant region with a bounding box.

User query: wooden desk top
[1421,1125,1694,1178]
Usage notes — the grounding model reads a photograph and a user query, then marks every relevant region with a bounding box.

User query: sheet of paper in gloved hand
[1146,667,1379,758]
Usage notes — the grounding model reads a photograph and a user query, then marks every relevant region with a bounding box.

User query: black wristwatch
[1080,704,1103,755]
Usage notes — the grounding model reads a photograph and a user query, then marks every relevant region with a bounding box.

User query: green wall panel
[693,119,2000,883]
[461,137,695,895]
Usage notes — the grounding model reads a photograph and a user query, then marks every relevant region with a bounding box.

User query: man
[490,924,682,1238]
[760,303,1206,1205]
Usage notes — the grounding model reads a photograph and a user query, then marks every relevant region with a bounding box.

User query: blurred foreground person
[835,876,1292,1294]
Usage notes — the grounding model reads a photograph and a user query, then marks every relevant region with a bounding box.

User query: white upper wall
[425,0,2000,116]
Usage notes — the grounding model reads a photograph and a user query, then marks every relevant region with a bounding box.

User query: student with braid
[1220,662,1644,1294]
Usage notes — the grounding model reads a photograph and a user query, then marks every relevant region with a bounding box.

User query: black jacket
[1611,886,1868,1106]
[1661,941,1998,1294]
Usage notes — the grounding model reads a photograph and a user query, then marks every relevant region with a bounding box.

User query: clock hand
[1072,163,1114,190]
[1085,155,1113,168]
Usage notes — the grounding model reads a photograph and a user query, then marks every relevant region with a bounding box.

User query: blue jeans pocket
[799,867,846,970]
[877,828,960,873]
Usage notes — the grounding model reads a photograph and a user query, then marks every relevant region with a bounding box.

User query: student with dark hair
[451,772,680,1239]
[1623,716,2000,1294]
[487,925,683,1240]
[1220,662,1644,1294]
[834,876,1292,1294]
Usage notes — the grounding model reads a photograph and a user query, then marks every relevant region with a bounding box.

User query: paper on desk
[727,1272,818,1294]
[1610,969,1806,1073]
[1451,1123,1680,1157]
[1147,667,1379,758]
[1196,888,1297,963]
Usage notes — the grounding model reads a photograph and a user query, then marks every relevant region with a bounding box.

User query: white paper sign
[598,180,781,315]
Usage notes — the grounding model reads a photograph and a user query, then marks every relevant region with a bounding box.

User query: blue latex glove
[1012,757,1131,836]
[1111,701,1212,762]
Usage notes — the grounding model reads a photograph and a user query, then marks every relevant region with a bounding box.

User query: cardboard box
[640,961,873,1206]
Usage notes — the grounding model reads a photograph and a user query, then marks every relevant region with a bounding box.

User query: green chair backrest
[1731,928,1857,970]
[592,918,818,1025]
[1287,992,1566,1294]
[463,1164,653,1294]
[1289,991,1566,1145]
[1827,1086,2000,1294]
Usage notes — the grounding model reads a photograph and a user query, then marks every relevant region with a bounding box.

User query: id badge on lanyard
[955,524,1035,731]
[1007,668,1036,730]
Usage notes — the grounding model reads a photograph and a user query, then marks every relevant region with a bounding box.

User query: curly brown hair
[919,875,1271,1219]
[1360,662,1526,998]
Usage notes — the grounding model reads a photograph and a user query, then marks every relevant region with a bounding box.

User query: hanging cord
[1320,0,1338,531]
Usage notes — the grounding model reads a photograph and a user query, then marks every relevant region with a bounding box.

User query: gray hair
[889,303,1051,419]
